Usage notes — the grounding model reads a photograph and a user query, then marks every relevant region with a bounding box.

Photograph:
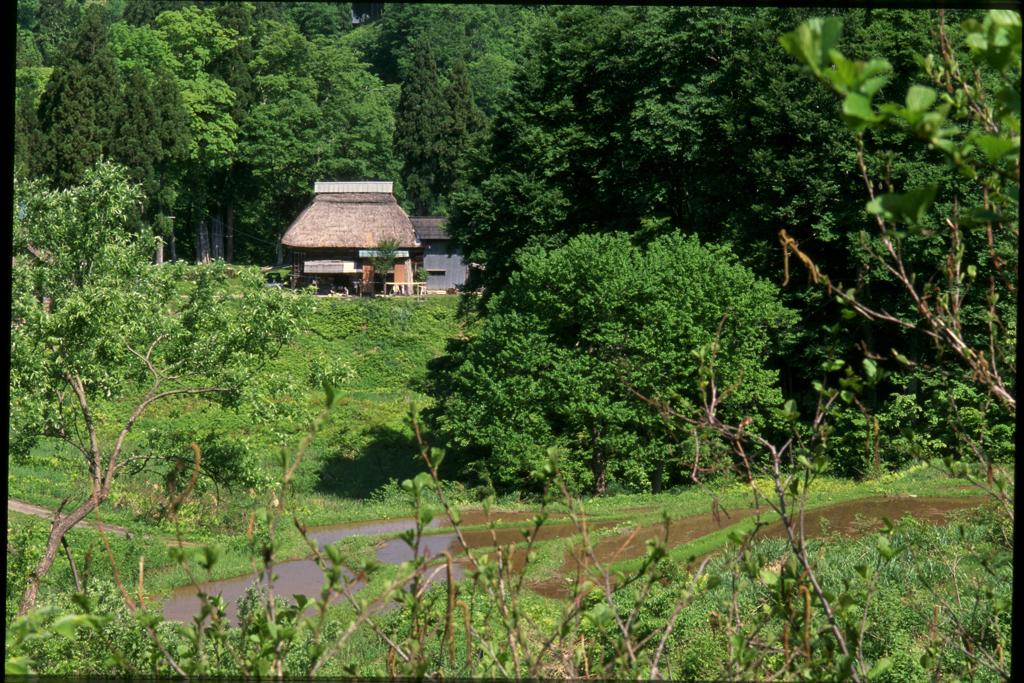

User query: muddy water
[307,516,445,547]
[163,496,982,621]
[756,495,983,540]
[529,495,985,599]
[163,513,602,623]
[163,558,362,623]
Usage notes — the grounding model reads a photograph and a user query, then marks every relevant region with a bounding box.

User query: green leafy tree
[427,232,796,494]
[369,3,537,116]
[9,162,309,614]
[777,10,1018,442]
[445,6,987,476]
[155,6,240,194]
[232,22,399,262]
[288,1,352,39]
[394,38,449,215]
[17,27,44,68]
[121,0,182,27]
[37,5,124,187]
[368,238,401,284]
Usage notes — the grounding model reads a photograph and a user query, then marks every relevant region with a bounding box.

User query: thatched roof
[411,216,449,241]
[281,191,418,249]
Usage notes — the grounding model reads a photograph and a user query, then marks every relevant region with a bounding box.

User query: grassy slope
[8,281,465,597]
[6,269,1004,620]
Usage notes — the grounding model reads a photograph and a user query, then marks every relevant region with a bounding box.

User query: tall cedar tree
[149,69,192,211]
[15,79,44,180]
[438,60,485,199]
[394,39,450,215]
[108,65,190,226]
[210,1,257,262]
[38,5,123,187]
[34,0,82,66]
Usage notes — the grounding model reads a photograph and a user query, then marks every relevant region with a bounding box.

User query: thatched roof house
[281,181,418,250]
[282,181,425,292]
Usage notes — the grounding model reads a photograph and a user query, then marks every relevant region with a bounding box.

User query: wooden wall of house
[423,241,468,290]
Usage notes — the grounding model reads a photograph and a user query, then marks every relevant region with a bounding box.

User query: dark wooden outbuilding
[410,217,469,292]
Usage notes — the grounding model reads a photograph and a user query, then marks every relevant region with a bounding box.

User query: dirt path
[8,498,197,547]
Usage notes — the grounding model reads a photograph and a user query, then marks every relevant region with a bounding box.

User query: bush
[427,232,797,494]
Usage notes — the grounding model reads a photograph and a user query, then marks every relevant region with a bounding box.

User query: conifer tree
[34,0,82,66]
[394,39,450,215]
[14,78,44,180]
[37,5,123,187]
[439,60,485,200]
[149,69,191,213]
[108,65,190,224]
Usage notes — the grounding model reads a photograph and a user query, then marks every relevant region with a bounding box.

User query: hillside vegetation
[9,3,1016,680]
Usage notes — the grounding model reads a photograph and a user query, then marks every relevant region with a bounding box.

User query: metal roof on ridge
[314,181,393,194]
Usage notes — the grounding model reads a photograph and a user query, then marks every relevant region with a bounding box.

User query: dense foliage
[14,0,536,261]
[10,161,310,613]
[6,4,1017,681]
[426,233,797,494]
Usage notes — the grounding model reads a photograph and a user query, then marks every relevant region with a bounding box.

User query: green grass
[7,269,1012,680]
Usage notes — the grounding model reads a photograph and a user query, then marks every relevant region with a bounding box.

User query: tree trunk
[651,456,664,494]
[169,229,177,262]
[590,426,607,496]
[196,219,211,264]
[211,213,224,260]
[18,495,100,615]
[226,205,235,264]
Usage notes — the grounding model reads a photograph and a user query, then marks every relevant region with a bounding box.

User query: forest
[8,2,1018,679]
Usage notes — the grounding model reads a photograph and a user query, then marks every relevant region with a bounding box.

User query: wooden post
[155,236,164,265]
[362,264,374,295]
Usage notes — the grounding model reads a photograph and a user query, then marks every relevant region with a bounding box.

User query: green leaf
[973,133,1020,162]
[865,185,938,226]
[782,398,799,421]
[869,657,893,679]
[5,657,31,676]
[428,447,446,469]
[891,349,912,365]
[51,614,91,638]
[842,92,882,129]
[759,568,780,586]
[862,358,877,380]
[961,207,1003,227]
[905,85,937,113]
[779,17,844,77]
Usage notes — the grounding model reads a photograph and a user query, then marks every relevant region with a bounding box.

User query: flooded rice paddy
[163,495,985,621]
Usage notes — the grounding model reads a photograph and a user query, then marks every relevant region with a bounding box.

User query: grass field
[6,269,1012,678]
